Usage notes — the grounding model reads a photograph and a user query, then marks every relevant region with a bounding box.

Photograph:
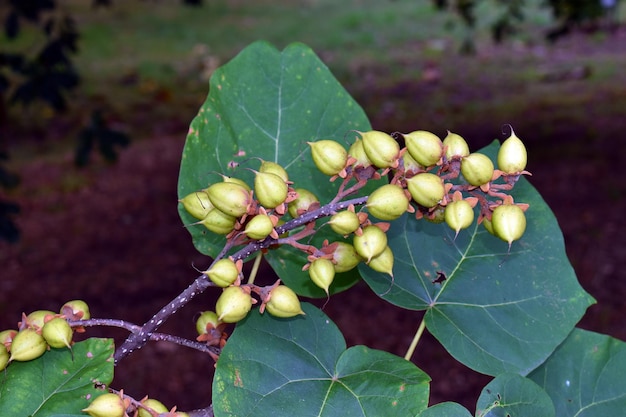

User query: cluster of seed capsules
[82,392,192,417]
[0,300,90,371]
[179,128,529,324]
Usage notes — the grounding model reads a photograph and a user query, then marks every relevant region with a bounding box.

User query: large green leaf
[528,328,626,416]
[0,338,114,416]
[213,303,430,417]
[360,141,595,376]
[476,373,555,417]
[178,41,375,296]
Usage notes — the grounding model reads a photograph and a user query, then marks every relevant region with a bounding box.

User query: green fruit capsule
[205,258,239,287]
[61,299,91,320]
[260,160,289,182]
[308,258,336,294]
[404,130,443,167]
[199,208,237,235]
[367,184,409,221]
[491,204,527,245]
[406,173,445,208]
[220,175,251,191]
[442,131,470,160]
[367,246,394,276]
[444,200,475,235]
[497,130,527,174]
[42,317,73,349]
[460,153,494,186]
[332,242,362,273]
[353,225,388,262]
[9,328,47,362]
[179,191,214,220]
[25,310,55,329]
[328,210,360,236]
[0,344,9,371]
[288,188,319,218]
[0,329,17,347]
[82,393,126,417]
[206,182,251,218]
[138,398,168,417]
[348,137,372,168]
[266,285,304,318]
[359,130,400,169]
[254,171,288,209]
[308,140,348,176]
[401,151,424,174]
[195,311,220,335]
[215,286,253,323]
[244,214,275,240]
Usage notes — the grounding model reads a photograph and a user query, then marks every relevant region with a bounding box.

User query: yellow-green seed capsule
[288,188,319,218]
[195,311,220,335]
[460,153,494,186]
[199,208,237,235]
[309,140,348,176]
[205,258,240,288]
[266,285,305,318]
[260,160,289,182]
[366,184,409,221]
[497,129,527,174]
[61,300,91,320]
[332,242,362,273]
[179,191,214,220]
[359,130,400,169]
[82,393,126,417]
[404,130,443,167]
[328,210,361,236]
[244,214,275,240]
[491,204,527,246]
[442,131,470,160]
[353,225,388,262]
[25,310,55,329]
[42,317,73,349]
[444,200,475,235]
[0,344,9,371]
[406,173,445,208]
[9,328,47,362]
[348,137,372,168]
[215,286,253,323]
[367,246,394,276]
[206,182,251,218]
[308,258,336,294]
[254,171,288,209]
[138,398,169,417]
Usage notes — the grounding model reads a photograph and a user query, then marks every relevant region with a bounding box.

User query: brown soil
[1,29,626,413]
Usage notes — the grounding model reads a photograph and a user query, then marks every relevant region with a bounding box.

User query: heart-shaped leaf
[213,303,430,416]
[0,338,114,416]
[528,328,626,416]
[417,402,473,417]
[476,373,555,417]
[360,141,595,376]
[178,41,377,296]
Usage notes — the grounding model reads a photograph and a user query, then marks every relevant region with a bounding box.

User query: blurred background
[1,0,625,412]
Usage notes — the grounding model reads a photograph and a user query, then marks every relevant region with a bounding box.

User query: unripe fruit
[42,317,73,349]
[206,182,251,218]
[308,258,336,294]
[359,130,400,169]
[404,130,443,167]
[367,246,394,276]
[348,138,372,168]
[406,173,445,208]
[215,286,253,323]
[444,200,475,235]
[205,258,239,287]
[288,188,319,218]
[442,131,470,159]
[138,398,168,417]
[244,214,275,240]
[221,175,251,191]
[328,210,360,236]
[82,393,126,417]
[401,151,423,174]
[196,311,220,335]
[25,310,55,329]
[254,171,288,209]
[332,242,362,273]
[0,344,9,371]
[266,285,304,318]
[482,217,496,235]
[491,204,527,245]
[199,208,237,235]
[497,130,527,174]
[308,140,348,176]
[179,191,214,220]
[0,329,17,347]
[426,205,446,224]
[259,160,289,182]
[366,184,409,221]
[9,328,47,362]
[61,299,91,320]
[353,225,388,262]
[460,153,494,186]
